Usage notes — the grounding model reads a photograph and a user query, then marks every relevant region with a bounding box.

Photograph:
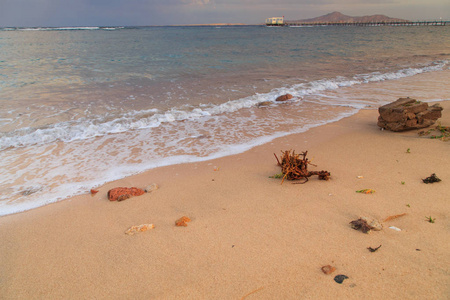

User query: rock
[334,275,349,284]
[175,216,191,227]
[144,183,159,193]
[90,189,99,195]
[367,219,383,231]
[377,98,443,131]
[107,187,145,201]
[321,265,336,275]
[275,94,293,102]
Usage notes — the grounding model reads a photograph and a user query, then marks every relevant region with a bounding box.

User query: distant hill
[291,11,409,23]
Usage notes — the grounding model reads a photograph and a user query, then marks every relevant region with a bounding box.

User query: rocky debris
[350,217,382,234]
[125,223,155,235]
[334,274,349,284]
[145,183,159,193]
[107,187,145,201]
[275,93,293,102]
[175,216,191,227]
[422,173,441,184]
[90,189,99,195]
[321,265,336,275]
[377,97,443,132]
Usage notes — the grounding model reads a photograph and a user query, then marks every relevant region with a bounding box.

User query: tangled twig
[273,150,330,184]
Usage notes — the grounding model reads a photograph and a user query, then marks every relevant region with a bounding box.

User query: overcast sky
[1,0,449,27]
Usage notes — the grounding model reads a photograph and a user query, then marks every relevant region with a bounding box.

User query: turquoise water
[1,25,449,215]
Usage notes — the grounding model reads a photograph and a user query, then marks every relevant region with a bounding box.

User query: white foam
[0,60,447,151]
[0,107,356,217]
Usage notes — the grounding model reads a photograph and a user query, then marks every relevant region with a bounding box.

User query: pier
[282,20,449,27]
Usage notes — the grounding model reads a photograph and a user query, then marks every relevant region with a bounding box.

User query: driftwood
[273,150,330,184]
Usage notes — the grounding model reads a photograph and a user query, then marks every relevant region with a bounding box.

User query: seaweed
[419,123,450,141]
[425,216,436,223]
[350,218,374,234]
[422,173,441,184]
[367,245,382,252]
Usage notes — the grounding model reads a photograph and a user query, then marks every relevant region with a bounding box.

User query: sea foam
[0,61,447,151]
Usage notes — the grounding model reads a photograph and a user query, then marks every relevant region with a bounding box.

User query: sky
[1,0,449,27]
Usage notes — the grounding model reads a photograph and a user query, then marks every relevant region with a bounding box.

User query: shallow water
[1,25,449,216]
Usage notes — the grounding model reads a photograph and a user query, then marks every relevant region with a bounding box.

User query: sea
[1,25,449,216]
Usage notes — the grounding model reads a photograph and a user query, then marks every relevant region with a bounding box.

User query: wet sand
[1,101,449,299]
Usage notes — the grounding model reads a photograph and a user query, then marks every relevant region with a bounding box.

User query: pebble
[145,183,159,193]
[334,274,349,284]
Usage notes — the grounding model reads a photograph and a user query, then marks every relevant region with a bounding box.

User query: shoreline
[1,100,449,299]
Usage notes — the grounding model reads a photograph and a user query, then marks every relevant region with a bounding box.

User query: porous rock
[108,187,145,201]
[377,98,442,132]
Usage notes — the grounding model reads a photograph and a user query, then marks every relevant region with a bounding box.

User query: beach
[1,98,449,299]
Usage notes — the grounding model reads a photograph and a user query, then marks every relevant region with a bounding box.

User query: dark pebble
[334,274,349,284]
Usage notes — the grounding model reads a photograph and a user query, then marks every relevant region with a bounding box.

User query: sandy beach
[1,99,449,299]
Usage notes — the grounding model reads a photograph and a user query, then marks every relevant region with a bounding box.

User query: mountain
[292,12,408,23]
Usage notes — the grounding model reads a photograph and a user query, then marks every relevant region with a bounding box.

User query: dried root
[273,150,330,184]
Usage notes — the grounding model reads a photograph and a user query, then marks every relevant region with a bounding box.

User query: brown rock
[275,94,293,102]
[107,187,145,201]
[377,98,443,131]
[321,265,336,275]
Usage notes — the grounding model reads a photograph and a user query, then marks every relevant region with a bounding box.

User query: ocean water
[1,25,449,216]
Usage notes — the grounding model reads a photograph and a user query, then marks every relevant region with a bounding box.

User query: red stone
[275,94,293,102]
[107,187,145,201]
[321,265,336,275]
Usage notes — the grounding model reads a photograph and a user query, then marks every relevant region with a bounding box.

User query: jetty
[283,20,449,27]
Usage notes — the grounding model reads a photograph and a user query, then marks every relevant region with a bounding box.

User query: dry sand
[1,101,449,299]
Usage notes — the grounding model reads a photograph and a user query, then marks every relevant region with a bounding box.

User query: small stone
[321,265,336,275]
[275,94,293,102]
[145,183,159,193]
[175,216,191,227]
[90,189,99,194]
[257,101,273,107]
[368,219,383,231]
[107,187,145,201]
[334,274,349,284]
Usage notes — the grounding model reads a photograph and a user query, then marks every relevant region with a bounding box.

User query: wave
[0,60,447,151]
[1,27,125,31]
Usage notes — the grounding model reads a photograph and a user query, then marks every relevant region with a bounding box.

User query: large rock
[377,98,443,131]
[108,187,145,201]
